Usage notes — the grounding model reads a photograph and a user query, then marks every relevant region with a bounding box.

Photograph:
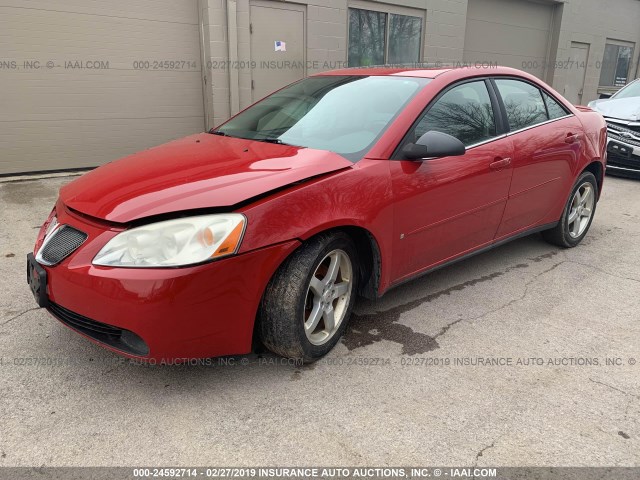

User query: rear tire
[259,232,359,362]
[542,171,598,248]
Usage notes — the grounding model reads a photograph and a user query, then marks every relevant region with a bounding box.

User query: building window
[388,14,422,64]
[348,8,422,67]
[599,42,634,87]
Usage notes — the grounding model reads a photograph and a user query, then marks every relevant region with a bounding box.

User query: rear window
[543,92,569,120]
[495,79,548,131]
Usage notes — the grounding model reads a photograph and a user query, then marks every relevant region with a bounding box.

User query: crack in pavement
[565,260,640,284]
[473,441,496,468]
[343,254,560,355]
[344,272,506,355]
[1,307,40,327]
[463,261,565,323]
[589,378,640,399]
[589,378,638,441]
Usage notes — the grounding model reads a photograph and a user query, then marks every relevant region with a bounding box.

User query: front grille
[48,302,149,356]
[607,121,640,134]
[607,122,640,147]
[38,225,87,266]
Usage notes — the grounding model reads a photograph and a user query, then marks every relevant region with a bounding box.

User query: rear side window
[542,92,569,120]
[413,80,497,147]
[495,79,548,131]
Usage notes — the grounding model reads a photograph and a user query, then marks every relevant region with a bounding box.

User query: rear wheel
[542,171,597,248]
[259,232,359,362]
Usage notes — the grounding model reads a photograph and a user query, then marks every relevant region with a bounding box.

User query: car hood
[60,133,353,223]
[589,97,640,121]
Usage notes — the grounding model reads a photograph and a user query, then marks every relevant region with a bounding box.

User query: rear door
[492,78,584,239]
[390,79,514,282]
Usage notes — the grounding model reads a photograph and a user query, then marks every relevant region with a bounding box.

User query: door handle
[490,157,511,170]
[565,133,581,144]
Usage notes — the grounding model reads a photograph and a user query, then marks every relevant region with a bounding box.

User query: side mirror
[599,92,613,100]
[402,131,466,160]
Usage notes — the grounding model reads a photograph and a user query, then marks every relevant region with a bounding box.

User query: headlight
[93,214,246,267]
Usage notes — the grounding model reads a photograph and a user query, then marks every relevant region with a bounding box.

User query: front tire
[542,171,598,248]
[259,232,359,362]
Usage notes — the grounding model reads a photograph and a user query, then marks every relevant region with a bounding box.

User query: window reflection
[414,81,497,146]
[348,8,422,67]
[495,79,548,131]
[388,14,422,64]
[348,9,386,67]
[599,43,634,88]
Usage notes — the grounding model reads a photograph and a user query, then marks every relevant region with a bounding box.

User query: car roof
[313,67,453,78]
[313,65,532,80]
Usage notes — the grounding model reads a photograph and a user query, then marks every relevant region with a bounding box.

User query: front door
[390,80,514,282]
[250,1,305,102]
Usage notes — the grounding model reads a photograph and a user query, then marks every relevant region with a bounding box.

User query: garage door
[463,0,554,79]
[0,0,205,175]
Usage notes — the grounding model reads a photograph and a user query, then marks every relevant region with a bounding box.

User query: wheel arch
[582,160,604,199]
[250,224,383,353]
[262,223,383,301]
[329,225,382,300]
[294,224,383,300]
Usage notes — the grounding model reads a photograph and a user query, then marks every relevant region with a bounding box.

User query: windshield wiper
[254,137,293,146]
[210,130,295,146]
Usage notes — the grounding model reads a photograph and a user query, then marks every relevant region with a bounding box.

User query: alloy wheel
[303,249,353,345]
[568,182,595,238]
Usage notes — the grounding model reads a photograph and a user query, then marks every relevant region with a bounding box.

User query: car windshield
[214,75,430,161]
[614,80,640,99]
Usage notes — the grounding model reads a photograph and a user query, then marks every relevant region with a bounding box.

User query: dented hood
[589,97,640,122]
[60,133,352,223]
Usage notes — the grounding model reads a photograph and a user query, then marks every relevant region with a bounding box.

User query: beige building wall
[551,0,640,102]
[3,0,640,174]
[206,0,470,127]
[0,0,206,175]
[207,0,640,128]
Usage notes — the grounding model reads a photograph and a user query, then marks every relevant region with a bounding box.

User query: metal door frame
[569,41,590,105]
[249,0,307,103]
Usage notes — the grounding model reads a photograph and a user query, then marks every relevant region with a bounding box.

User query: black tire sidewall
[259,232,360,362]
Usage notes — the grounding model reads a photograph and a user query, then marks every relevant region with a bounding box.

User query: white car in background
[589,79,640,178]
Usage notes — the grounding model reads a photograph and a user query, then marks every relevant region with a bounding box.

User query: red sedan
[27,67,607,362]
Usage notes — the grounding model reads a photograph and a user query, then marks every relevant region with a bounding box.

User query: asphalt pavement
[0,174,638,467]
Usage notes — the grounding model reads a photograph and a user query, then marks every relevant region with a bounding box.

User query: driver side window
[413,80,497,147]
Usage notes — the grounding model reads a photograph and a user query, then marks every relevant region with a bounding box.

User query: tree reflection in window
[388,14,422,64]
[495,79,548,131]
[414,81,497,147]
[348,9,422,67]
[348,9,386,67]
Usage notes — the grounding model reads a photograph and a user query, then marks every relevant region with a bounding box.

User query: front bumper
[30,204,300,361]
[605,128,640,178]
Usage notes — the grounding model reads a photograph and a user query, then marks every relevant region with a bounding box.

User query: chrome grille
[606,122,640,135]
[37,225,87,266]
[607,122,640,147]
